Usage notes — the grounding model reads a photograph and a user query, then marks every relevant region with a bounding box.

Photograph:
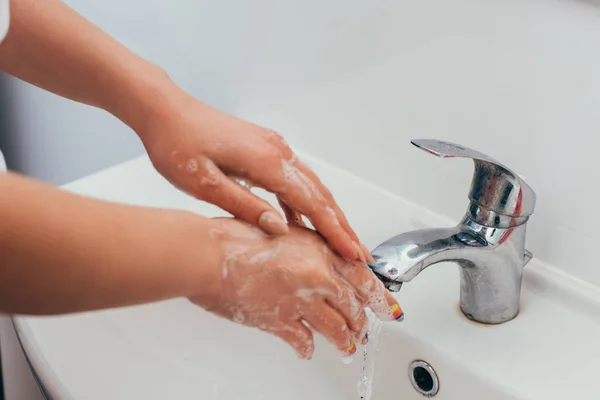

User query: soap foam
[200,159,219,186]
[186,158,198,173]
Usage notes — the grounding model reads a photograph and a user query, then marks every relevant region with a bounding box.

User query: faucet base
[458,251,524,325]
[460,305,520,325]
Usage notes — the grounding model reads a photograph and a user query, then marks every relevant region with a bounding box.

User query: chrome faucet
[368,139,536,324]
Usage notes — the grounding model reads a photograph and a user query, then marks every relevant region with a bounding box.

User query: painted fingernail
[392,304,405,322]
[347,342,357,355]
[360,242,376,265]
[258,211,289,235]
[353,242,366,264]
[361,333,369,345]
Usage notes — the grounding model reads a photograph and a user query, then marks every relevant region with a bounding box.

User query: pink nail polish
[258,211,289,235]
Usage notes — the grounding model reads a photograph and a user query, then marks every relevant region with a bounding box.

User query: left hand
[190,218,402,360]
[130,84,371,263]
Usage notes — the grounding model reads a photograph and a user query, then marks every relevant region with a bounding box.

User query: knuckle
[262,128,283,142]
[263,129,291,149]
[192,159,221,193]
[303,199,331,220]
[261,145,284,163]
[303,271,326,289]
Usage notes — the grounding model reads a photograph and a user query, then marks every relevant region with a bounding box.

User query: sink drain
[408,360,439,397]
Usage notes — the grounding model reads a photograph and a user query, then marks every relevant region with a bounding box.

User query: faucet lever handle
[411,139,536,224]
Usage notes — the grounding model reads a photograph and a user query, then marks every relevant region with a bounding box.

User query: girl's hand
[132,86,369,263]
[190,218,402,360]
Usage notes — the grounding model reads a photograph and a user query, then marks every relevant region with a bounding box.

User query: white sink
[12,154,600,399]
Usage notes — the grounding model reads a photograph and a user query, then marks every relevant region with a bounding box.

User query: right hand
[132,88,370,262]
[190,218,402,360]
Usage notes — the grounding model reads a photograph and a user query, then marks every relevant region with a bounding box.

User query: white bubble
[340,354,354,365]
[186,159,198,173]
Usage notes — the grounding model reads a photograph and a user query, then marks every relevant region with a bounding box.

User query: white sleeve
[0,148,6,172]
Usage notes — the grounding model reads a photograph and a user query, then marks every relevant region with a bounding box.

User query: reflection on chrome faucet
[368,139,536,324]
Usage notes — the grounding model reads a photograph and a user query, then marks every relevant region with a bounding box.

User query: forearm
[0,172,222,315]
[0,0,168,123]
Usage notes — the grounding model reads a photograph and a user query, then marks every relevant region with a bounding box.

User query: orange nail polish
[392,304,405,322]
[347,342,357,355]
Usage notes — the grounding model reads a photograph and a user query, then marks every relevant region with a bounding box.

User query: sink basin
[12,155,600,399]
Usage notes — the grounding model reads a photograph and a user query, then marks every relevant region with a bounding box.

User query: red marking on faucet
[498,189,523,245]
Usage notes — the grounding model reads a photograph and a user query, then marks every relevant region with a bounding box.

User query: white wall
[2,0,599,288]
[218,0,600,288]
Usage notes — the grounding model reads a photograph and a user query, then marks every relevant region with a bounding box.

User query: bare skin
[0,0,403,358]
[0,173,401,359]
[0,0,369,262]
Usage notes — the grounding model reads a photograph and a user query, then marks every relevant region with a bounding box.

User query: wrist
[182,217,232,308]
[101,59,178,134]
[161,212,226,300]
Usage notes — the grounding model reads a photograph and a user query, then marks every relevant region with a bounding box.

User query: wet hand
[189,219,402,360]
[134,87,368,262]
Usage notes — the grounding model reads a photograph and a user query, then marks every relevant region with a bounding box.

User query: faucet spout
[369,225,477,284]
[369,217,531,324]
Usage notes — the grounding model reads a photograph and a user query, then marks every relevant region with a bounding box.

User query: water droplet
[340,354,354,365]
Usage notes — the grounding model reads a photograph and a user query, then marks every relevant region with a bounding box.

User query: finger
[325,274,369,342]
[294,160,360,242]
[360,242,377,265]
[271,161,358,260]
[276,177,356,260]
[266,321,315,360]
[303,302,356,356]
[270,163,358,259]
[216,147,358,260]
[260,129,295,160]
[332,258,404,322]
[277,196,306,228]
[355,243,367,265]
[294,160,376,265]
[192,159,289,236]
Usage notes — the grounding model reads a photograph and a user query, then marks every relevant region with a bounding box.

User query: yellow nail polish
[392,304,405,322]
[347,342,357,355]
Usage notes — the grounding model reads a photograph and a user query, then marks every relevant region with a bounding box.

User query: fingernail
[296,342,314,360]
[258,211,289,235]
[361,333,369,345]
[392,304,405,322]
[347,342,357,355]
[360,242,376,265]
[297,351,312,360]
[353,242,366,264]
